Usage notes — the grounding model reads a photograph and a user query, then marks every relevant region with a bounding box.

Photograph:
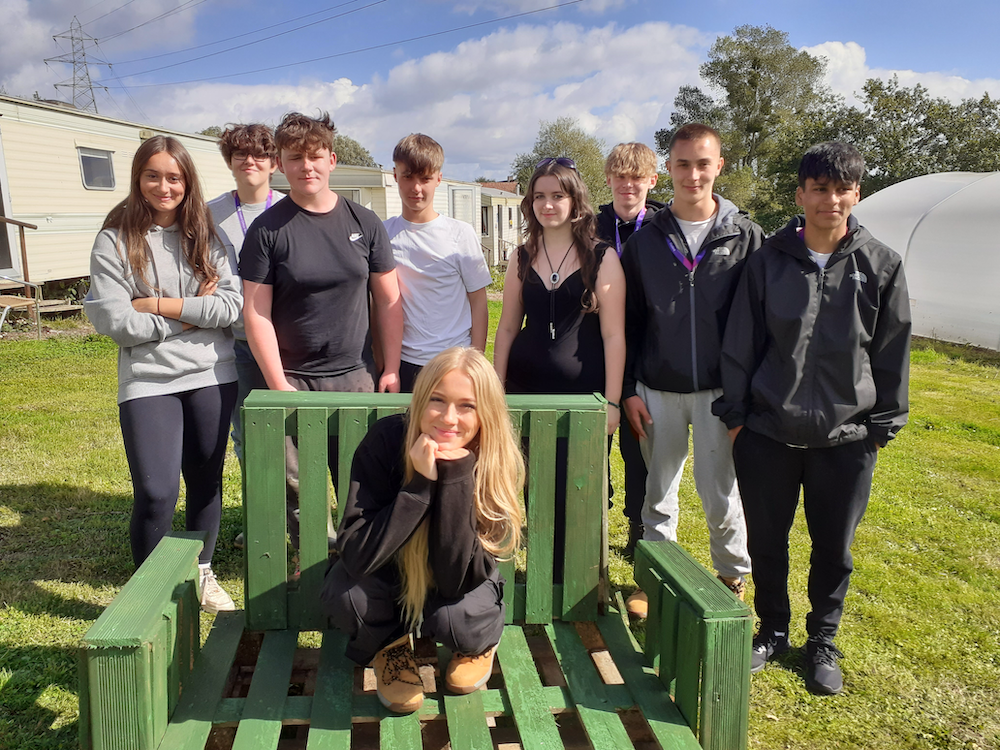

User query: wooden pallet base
[166,609,697,750]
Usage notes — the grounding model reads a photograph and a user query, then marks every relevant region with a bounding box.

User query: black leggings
[119,382,237,568]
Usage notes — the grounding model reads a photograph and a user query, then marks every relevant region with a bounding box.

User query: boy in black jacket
[596,142,664,557]
[713,142,911,695]
[622,124,762,617]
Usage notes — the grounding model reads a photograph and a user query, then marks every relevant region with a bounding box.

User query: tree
[199,125,223,137]
[511,117,610,207]
[700,25,829,173]
[333,134,379,168]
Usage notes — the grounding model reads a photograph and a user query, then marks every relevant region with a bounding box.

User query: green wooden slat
[231,629,299,750]
[306,631,354,750]
[698,618,751,750]
[636,541,749,619]
[495,626,564,750]
[596,600,703,750]
[526,411,557,623]
[672,601,701,733]
[436,644,493,750]
[544,622,633,749]
[443,692,493,750]
[376,405,405,421]
[562,410,604,621]
[297,407,331,630]
[336,408,369,524]
[634,544,664,670]
[158,611,246,750]
[244,404,289,630]
[378,713,422,749]
[657,578,680,687]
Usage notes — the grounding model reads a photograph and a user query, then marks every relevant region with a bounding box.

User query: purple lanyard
[666,233,710,273]
[614,206,646,257]
[234,190,273,236]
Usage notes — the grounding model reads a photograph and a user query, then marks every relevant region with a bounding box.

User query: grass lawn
[2,306,1000,749]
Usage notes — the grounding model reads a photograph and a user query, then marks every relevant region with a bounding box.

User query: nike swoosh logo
[349,232,363,242]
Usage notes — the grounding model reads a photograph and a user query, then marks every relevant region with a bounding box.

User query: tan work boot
[199,567,236,614]
[373,635,424,713]
[718,575,746,601]
[625,589,648,618]
[445,646,496,694]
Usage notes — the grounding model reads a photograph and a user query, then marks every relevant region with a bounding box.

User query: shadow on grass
[0,644,79,749]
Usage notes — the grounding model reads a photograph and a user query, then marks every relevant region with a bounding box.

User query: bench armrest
[80,533,203,750]
[634,540,753,750]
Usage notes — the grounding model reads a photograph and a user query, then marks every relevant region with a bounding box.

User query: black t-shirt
[240,196,395,376]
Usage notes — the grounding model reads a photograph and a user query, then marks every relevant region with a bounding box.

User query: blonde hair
[604,142,659,179]
[396,348,524,629]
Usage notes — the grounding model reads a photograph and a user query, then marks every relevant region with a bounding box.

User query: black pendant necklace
[542,235,574,288]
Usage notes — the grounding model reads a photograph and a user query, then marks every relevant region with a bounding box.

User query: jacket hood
[648,193,746,236]
[597,198,666,223]
[771,214,873,264]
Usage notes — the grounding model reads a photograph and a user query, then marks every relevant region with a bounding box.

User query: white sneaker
[199,568,236,614]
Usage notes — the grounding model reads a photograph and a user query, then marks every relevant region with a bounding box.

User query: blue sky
[4,0,998,181]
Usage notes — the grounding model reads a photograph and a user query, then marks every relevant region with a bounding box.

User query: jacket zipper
[801,267,826,445]
[681,226,738,393]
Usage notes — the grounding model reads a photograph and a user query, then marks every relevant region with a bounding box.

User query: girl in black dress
[493,158,625,577]
[494,157,625,430]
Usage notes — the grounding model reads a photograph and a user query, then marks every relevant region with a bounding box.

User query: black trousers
[732,428,877,642]
[322,561,506,665]
[398,360,423,393]
[119,382,237,568]
[618,420,647,525]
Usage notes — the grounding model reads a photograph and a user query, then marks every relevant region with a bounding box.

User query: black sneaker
[624,523,643,560]
[750,629,791,673]
[805,640,844,695]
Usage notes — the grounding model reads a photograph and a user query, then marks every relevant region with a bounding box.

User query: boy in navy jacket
[713,142,911,694]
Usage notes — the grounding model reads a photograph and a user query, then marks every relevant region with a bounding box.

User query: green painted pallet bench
[80,392,752,750]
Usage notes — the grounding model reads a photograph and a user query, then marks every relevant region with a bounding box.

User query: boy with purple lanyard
[595,143,664,558]
[620,123,763,618]
[207,124,285,472]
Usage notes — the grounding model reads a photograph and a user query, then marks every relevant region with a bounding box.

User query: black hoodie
[596,199,666,256]
[712,215,911,448]
[621,196,764,398]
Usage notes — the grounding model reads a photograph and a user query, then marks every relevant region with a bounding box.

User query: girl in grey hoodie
[85,136,240,613]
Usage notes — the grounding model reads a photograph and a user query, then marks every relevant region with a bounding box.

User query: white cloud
[803,40,1000,105]
[436,0,634,16]
[124,21,708,180]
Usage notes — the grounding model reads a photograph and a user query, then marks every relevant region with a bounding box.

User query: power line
[118,0,386,77]
[101,0,212,44]
[94,40,150,122]
[112,0,373,66]
[103,0,584,89]
[81,0,140,28]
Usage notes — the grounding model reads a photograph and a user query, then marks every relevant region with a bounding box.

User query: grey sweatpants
[636,383,751,579]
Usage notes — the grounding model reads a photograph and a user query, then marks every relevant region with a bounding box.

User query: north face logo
[849,271,868,283]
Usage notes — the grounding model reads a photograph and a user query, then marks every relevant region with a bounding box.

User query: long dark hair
[102,135,219,289]
[518,160,601,312]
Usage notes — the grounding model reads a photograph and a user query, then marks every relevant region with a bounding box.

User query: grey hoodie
[85,224,240,403]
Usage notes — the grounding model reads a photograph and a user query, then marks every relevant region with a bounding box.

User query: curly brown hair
[217,123,276,165]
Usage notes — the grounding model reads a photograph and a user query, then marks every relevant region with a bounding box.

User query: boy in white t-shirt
[384,134,492,391]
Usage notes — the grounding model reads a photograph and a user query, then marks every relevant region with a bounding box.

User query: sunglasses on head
[536,157,577,171]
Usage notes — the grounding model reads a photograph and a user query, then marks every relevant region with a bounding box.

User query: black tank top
[506,245,607,395]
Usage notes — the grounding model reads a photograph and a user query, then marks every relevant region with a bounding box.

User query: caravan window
[78,148,116,190]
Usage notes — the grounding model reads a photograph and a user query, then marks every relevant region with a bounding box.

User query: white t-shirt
[675,213,717,256]
[384,214,493,365]
[807,248,832,268]
[208,190,285,339]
